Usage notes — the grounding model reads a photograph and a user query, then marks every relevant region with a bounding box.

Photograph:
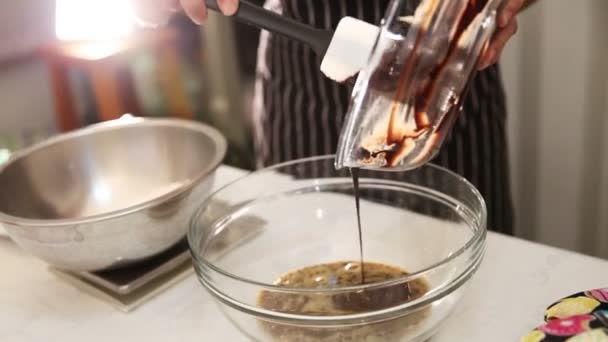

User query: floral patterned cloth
[521,288,608,341]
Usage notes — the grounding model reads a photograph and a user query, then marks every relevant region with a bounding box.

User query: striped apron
[252,0,514,234]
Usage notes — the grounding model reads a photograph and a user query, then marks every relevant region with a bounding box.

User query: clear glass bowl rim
[188,155,487,294]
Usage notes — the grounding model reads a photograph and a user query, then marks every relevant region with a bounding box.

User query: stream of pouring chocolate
[347,0,489,285]
[349,167,365,284]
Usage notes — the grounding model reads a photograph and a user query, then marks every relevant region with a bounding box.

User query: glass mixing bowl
[189,155,486,341]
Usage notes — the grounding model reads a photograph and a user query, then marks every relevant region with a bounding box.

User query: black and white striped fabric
[252,0,514,234]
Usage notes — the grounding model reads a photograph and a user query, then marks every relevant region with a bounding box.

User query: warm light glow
[62,41,129,60]
[55,0,135,41]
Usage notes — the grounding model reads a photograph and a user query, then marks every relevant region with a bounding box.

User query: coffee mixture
[257,261,430,341]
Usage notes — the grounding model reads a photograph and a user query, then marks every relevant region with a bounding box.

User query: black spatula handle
[205,0,332,56]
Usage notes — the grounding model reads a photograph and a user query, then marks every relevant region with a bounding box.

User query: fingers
[180,0,238,24]
[180,0,208,24]
[498,0,525,27]
[479,18,518,70]
[479,0,524,69]
[217,0,239,16]
[134,0,238,27]
[132,0,175,27]
[168,0,180,12]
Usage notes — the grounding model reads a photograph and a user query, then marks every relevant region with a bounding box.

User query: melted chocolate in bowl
[257,261,430,341]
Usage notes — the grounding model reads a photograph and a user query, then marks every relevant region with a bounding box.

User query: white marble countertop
[1,165,608,341]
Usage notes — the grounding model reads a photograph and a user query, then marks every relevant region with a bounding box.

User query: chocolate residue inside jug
[360,0,491,168]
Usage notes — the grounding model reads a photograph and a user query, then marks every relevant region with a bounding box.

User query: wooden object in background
[38,29,193,132]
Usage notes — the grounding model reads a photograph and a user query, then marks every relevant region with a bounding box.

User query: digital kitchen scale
[50,200,267,313]
[50,239,193,313]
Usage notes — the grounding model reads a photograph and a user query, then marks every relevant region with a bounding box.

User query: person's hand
[131,0,238,27]
[478,0,525,69]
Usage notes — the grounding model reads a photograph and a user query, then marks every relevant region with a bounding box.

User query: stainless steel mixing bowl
[0,116,226,271]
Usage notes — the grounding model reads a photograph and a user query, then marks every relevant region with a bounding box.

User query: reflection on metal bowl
[0,116,226,271]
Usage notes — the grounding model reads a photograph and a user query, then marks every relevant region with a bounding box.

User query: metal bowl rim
[0,117,227,227]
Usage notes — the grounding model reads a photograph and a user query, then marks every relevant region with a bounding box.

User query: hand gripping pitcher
[335,0,505,171]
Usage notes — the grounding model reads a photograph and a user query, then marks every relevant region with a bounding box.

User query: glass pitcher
[335,0,504,171]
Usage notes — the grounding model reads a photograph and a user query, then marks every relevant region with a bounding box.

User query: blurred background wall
[501,0,608,257]
[0,0,606,257]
